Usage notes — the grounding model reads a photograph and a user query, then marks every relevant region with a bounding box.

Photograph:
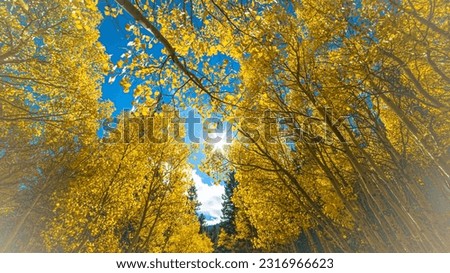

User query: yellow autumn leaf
[120,77,131,93]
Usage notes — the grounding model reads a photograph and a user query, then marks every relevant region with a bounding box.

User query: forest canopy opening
[0,0,449,253]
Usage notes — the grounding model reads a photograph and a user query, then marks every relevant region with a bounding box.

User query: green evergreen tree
[216,172,255,252]
[187,185,205,233]
[220,172,238,235]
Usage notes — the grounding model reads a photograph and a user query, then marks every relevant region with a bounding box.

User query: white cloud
[191,169,225,225]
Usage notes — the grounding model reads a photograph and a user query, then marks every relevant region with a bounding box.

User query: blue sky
[97,4,225,225]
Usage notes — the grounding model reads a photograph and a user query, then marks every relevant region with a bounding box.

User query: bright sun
[211,133,229,153]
